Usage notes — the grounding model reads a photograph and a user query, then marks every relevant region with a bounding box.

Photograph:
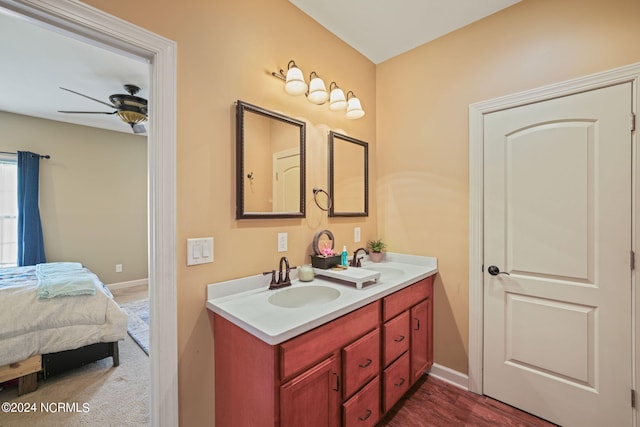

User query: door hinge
[632,112,636,132]
[631,251,636,271]
[632,389,636,408]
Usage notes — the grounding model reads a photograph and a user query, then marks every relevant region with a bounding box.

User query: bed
[0,263,127,394]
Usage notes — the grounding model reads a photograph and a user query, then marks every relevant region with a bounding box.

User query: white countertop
[206,253,437,345]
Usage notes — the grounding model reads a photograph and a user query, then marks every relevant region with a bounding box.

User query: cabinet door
[410,298,430,384]
[280,355,341,427]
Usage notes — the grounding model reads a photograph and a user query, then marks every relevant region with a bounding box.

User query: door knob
[488,265,510,276]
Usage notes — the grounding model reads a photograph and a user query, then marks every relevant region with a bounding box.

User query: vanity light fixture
[345,91,365,119]
[328,82,347,111]
[271,60,365,119]
[307,72,329,105]
[271,60,307,95]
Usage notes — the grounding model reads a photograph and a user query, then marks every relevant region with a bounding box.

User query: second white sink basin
[268,285,341,308]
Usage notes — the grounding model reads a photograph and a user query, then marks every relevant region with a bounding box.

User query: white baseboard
[428,363,470,391]
[107,278,148,292]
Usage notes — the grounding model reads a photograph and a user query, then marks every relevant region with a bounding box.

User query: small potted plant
[367,238,387,263]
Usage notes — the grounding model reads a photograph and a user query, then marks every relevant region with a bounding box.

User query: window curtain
[17,151,46,266]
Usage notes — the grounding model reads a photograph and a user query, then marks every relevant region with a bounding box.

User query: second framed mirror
[328,131,368,217]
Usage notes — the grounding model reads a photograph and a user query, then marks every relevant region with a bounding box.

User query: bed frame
[0,341,119,395]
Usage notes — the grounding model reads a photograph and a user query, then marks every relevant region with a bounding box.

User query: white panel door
[273,149,300,212]
[483,83,633,427]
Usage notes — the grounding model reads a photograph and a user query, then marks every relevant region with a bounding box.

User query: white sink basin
[364,266,405,280]
[268,285,341,308]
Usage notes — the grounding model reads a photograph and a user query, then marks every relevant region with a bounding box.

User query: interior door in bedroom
[273,148,300,212]
[483,82,633,427]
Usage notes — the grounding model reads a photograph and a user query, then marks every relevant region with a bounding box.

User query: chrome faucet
[350,248,369,267]
[263,256,296,290]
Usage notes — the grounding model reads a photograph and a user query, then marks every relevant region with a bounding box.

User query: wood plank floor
[379,375,557,427]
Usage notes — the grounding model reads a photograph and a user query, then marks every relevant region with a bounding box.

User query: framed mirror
[328,131,368,217]
[236,100,306,219]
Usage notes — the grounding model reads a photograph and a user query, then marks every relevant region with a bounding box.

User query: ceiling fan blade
[132,123,146,134]
[58,110,117,114]
[59,87,116,108]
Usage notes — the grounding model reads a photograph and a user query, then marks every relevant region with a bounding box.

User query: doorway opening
[0,1,178,425]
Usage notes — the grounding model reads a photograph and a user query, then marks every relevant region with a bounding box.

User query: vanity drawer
[383,352,410,412]
[383,276,433,321]
[342,376,380,427]
[280,301,380,381]
[382,311,409,366]
[343,328,380,399]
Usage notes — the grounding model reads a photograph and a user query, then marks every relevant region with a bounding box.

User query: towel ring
[313,187,333,212]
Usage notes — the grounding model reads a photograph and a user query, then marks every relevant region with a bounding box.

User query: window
[0,154,17,267]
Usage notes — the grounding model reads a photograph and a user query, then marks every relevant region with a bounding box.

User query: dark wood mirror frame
[236,100,306,219]
[328,131,369,217]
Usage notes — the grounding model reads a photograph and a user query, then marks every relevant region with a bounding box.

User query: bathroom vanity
[206,254,437,426]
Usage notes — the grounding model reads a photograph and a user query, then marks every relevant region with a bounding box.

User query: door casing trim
[0,1,179,425]
[469,63,640,424]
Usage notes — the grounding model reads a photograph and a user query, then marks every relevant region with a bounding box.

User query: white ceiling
[0,1,520,133]
[0,9,149,135]
[290,0,521,64]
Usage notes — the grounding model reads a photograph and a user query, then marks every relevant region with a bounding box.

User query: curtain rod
[0,151,50,159]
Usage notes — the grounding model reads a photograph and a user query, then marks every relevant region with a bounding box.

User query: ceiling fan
[58,84,148,134]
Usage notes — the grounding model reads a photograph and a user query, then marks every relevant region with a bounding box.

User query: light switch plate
[187,237,214,266]
[354,227,361,243]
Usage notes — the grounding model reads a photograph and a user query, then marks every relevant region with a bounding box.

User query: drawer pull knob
[359,409,372,421]
[394,335,405,342]
[394,377,406,387]
[331,372,340,392]
[358,358,372,368]
[414,318,421,330]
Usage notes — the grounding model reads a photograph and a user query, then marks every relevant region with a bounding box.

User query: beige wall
[0,111,147,284]
[80,0,640,424]
[83,0,376,424]
[376,0,640,373]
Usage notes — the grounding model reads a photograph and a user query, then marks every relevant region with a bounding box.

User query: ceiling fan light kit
[58,84,148,133]
[271,60,365,119]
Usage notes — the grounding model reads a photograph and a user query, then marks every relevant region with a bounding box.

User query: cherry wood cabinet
[212,274,434,426]
[383,351,410,412]
[411,298,431,384]
[342,328,380,400]
[342,376,380,427]
[280,355,341,427]
[381,276,434,412]
[382,310,410,366]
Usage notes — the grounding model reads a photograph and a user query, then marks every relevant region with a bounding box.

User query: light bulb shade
[285,65,307,95]
[329,87,347,111]
[117,109,147,125]
[346,96,365,119]
[307,76,328,104]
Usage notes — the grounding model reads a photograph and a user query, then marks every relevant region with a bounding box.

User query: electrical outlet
[278,232,288,252]
[354,227,361,243]
[115,264,122,273]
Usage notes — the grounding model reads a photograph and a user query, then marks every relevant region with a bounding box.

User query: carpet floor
[120,299,150,355]
[0,334,150,426]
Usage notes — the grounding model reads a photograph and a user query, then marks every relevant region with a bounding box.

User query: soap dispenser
[341,245,348,267]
